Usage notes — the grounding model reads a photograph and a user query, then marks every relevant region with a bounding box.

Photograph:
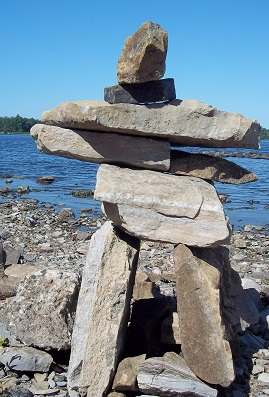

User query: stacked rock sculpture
[31,21,261,397]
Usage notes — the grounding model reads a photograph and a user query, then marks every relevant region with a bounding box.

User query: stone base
[104,78,176,104]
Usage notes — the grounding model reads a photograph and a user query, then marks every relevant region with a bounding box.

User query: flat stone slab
[104,78,176,104]
[95,164,231,247]
[117,21,168,84]
[31,124,170,171]
[171,150,258,184]
[137,352,218,397]
[41,99,261,149]
[67,221,139,397]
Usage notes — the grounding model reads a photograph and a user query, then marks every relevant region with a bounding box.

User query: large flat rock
[137,352,217,397]
[117,21,168,84]
[173,244,235,387]
[30,124,170,171]
[171,150,258,184]
[95,164,231,247]
[41,99,261,149]
[67,221,139,397]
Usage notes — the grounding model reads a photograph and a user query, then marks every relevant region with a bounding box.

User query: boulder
[95,164,231,247]
[112,354,146,392]
[67,221,139,397]
[0,346,53,372]
[117,21,168,84]
[104,78,176,104]
[30,124,170,171]
[40,99,261,149]
[137,352,218,397]
[171,150,258,184]
[173,244,235,387]
[3,268,80,350]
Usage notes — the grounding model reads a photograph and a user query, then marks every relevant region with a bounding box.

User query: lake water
[0,134,268,230]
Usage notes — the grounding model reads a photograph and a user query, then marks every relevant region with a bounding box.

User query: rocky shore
[0,197,268,396]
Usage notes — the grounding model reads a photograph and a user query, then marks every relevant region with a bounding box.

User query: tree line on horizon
[0,115,40,134]
[0,114,268,139]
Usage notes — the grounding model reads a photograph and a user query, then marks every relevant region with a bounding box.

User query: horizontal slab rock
[95,164,230,246]
[117,21,168,84]
[41,99,261,149]
[31,124,170,171]
[174,244,235,387]
[67,221,139,397]
[0,346,53,372]
[171,150,258,184]
[4,269,80,350]
[137,352,217,397]
[104,78,176,104]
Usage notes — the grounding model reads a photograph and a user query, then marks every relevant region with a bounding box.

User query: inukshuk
[31,21,261,397]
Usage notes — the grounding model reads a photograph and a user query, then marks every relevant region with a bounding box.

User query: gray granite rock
[4,268,80,350]
[0,346,53,372]
[137,352,217,397]
[67,221,139,397]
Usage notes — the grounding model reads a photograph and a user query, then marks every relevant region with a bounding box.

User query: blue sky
[1,0,268,127]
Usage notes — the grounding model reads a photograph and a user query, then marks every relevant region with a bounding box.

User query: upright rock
[67,221,139,397]
[117,21,168,84]
[173,244,235,387]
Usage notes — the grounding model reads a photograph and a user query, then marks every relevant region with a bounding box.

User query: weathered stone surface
[4,269,80,350]
[67,221,139,397]
[95,164,231,247]
[117,21,168,84]
[137,352,218,397]
[4,264,42,280]
[31,124,170,171]
[171,150,258,184]
[132,271,160,300]
[173,244,235,387]
[104,78,175,104]
[161,312,181,344]
[0,346,53,372]
[41,99,261,149]
[0,276,19,299]
[112,354,146,392]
